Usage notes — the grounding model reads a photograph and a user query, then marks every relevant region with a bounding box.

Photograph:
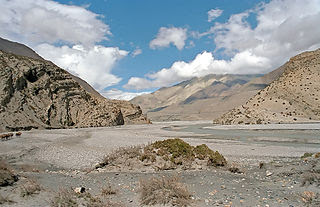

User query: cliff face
[0,50,148,131]
[214,49,320,125]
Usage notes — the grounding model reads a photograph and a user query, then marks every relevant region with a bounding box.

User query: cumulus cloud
[101,89,151,100]
[207,8,223,22]
[0,0,132,93]
[35,44,128,91]
[0,0,110,46]
[124,51,270,90]
[149,27,188,50]
[126,0,320,90]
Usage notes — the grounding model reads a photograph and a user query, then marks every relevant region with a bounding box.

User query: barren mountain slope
[214,49,320,124]
[0,50,148,131]
[131,74,275,121]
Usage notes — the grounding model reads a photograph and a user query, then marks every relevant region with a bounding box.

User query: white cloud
[35,44,128,91]
[126,0,320,90]
[0,0,110,46]
[149,27,188,50]
[124,51,270,90]
[132,48,142,57]
[101,89,151,100]
[208,8,223,22]
[0,0,131,93]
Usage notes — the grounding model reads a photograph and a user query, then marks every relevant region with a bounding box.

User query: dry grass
[301,191,320,206]
[20,179,41,197]
[101,184,117,196]
[139,175,192,207]
[0,193,14,205]
[228,162,243,174]
[51,188,121,207]
[50,189,77,207]
[301,172,320,186]
[0,133,14,141]
[0,158,18,186]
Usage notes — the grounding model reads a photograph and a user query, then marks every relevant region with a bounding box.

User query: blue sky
[1,0,320,99]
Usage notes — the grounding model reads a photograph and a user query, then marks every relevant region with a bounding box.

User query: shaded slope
[0,50,148,131]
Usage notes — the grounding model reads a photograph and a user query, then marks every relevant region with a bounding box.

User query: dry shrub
[301,191,320,206]
[101,184,117,196]
[315,152,320,158]
[301,172,320,186]
[0,133,14,141]
[0,193,14,205]
[51,189,77,207]
[51,188,120,207]
[228,162,243,174]
[139,175,192,207]
[20,179,41,197]
[100,145,143,167]
[0,158,18,186]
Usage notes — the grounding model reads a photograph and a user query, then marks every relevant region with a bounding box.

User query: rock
[74,187,86,193]
[0,49,149,132]
[266,171,273,177]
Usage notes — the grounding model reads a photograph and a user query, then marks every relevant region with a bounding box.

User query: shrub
[139,175,192,207]
[0,159,18,186]
[101,184,117,196]
[98,138,227,170]
[301,152,314,159]
[152,138,194,160]
[51,189,77,207]
[20,180,41,197]
[301,191,320,206]
[0,194,14,205]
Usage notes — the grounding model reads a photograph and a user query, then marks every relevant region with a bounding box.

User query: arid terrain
[1,121,319,206]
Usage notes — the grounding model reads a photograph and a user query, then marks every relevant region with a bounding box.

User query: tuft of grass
[0,158,18,186]
[139,175,192,207]
[20,179,41,197]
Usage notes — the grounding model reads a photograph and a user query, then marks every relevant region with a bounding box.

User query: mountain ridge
[214,48,320,124]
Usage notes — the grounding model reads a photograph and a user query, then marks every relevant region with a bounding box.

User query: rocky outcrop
[0,50,148,131]
[214,49,320,124]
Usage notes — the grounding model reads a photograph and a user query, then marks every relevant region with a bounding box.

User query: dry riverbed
[0,121,320,206]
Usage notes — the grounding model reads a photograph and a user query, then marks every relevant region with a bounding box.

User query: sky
[1,0,320,100]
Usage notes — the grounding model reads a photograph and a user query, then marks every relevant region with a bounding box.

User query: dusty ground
[0,121,320,206]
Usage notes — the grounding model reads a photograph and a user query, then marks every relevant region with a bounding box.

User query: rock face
[0,50,148,131]
[131,74,279,121]
[214,49,320,124]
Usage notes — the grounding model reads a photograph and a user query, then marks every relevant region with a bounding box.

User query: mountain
[130,74,280,121]
[214,49,320,124]
[0,38,148,131]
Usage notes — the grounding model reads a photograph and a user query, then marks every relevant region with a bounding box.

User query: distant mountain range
[131,67,284,121]
[0,37,148,131]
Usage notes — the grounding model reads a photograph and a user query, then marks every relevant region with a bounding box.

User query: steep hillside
[214,49,320,124]
[0,50,148,132]
[131,74,277,121]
